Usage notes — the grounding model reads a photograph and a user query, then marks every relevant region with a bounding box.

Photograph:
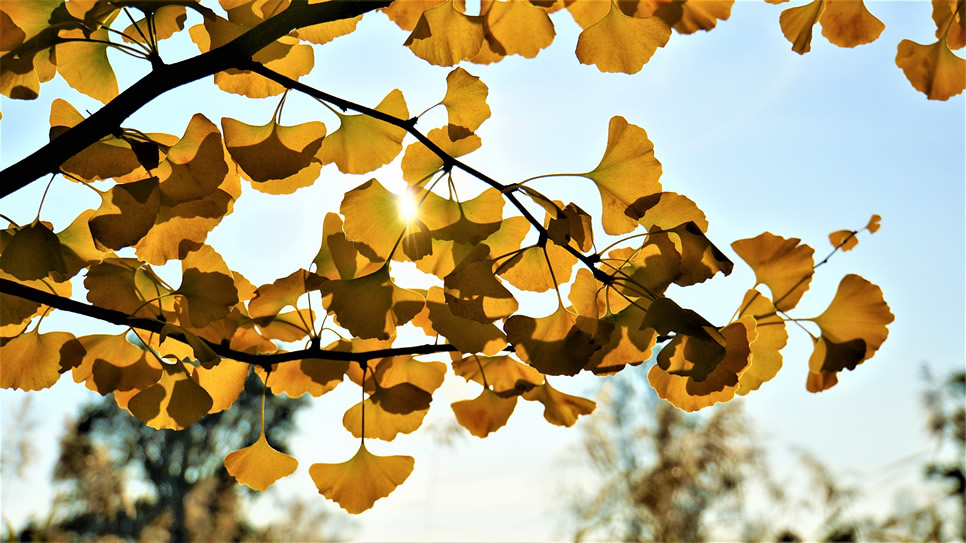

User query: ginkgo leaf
[647,0,734,35]
[589,302,658,375]
[499,241,576,293]
[546,202,594,253]
[73,333,163,395]
[828,229,858,251]
[452,354,544,397]
[401,127,481,184]
[665,222,734,286]
[128,360,213,430]
[84,258,174,317]
[56,210,104,280]
[472,0,555,63]
[809,273,893,373]
[932,0,966,50]
[820,0,884,48]
[263,356,349,398]
[383,0,447,30]
[451,388,517,437]
[313,212,382,281]
[297,12,361,45]
[156,114,230,204]
[56,27,118,103]
[865,213,881,233]
[414,287,508,355]
[225,433,298,491]
[440,67,490,140]
[779,0,824,54]
[175,245,239,328]
[342,383,432,440]
[309,443,414,514]
[522,380,596,427]
[157,323,220,369]
[222,116,326,193]
[121,4,188,45]
[322,265,425,340]
[0,330,86,391]
[89,177,160,250]
[373,355,447,394]
[254,309,316,342]
[421,214,528,279]
[582,116,663,235]
[0,270,71,336]
[248,268,323,321]
[419,187,505,245]
[505,302,602,376]
[404,0,484,66]
[193,359,249,412]
[896,37,966,101]
[339,179,411,260]
[648,316,757,412]
[49,99,145,181]
[317,89,408,174]
[735,290,788,395]
[0,221,67,280]
[443,244,519,323]
[625,191,708,232]
[575,2,671,74]
[732,231,814,311]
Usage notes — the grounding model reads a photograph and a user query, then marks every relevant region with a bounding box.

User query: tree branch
[0,278,457,369]
[0,0,391,199]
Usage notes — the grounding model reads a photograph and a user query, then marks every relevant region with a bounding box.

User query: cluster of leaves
[0,0,905,514]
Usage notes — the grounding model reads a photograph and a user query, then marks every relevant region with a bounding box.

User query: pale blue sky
[1,1,963,540]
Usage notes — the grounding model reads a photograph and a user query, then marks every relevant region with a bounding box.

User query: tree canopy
[2,0,960,515]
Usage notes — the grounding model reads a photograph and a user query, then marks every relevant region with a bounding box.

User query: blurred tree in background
[5,372,354,542]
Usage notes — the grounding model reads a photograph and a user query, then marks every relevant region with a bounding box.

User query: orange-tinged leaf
[732,232,814,311]
[649,0,734,34]
[342,383,432,440]
[452,354,544,396]
[451,388,517,437]
[505,303,602,376]
[820,0,884,48]
[175,245,239,328]
[735,290,787,395]
[323,266,425,340]
[73,333,162,395]
[576,2,671,73]
[128,360,213,430]
[374,355,446,393]
[0,330,85,391]
[896,37,966,101]
[89,177,160,250]
[933,0,966,50]
[565,0,610,29]
[225,432,298,491]
[440,67,490,140]
[522,380,595,427]
[811,273,893,370]
[383,0,447,30]
[401,127,481,184]
[56,27,118,103]
[222,116,326,193]
[404,0,484,66]
[866,213,881,233]
[583,116,663,235]
[317,89,408,174]
[193,358,249,412]
[0,221,67,280]
[413,287,507,355]
[779,0,824,54]
[828,229,858,251]
[309,443,414,514]
[589,303,658,375]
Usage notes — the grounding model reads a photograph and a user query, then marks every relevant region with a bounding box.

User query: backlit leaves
[523,380,596,427]
[451,388,517,437]
[309,443,414,514]
[322,265,425,340]
[505,303,602,376]
[0,330,85,391]
[440,67,490,140]
[225,432,298,491]
[732,232,814,312]
[318,89,408,174]
[896,36,966,101]
[575,2,671,74]
[128,360,213,430]
[404,0,484,66]
[222,115,326,194]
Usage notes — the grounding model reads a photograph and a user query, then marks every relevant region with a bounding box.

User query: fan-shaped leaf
[318,89,408,174]
[451,388,517,437]
[309,443,414,514]
[576,2,671,73]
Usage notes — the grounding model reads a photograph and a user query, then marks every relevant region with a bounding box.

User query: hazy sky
[1,1,963,540]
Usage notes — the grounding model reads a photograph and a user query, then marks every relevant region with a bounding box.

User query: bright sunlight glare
[398,190,420,222]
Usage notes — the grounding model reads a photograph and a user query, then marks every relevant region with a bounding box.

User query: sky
[1,1,964,541]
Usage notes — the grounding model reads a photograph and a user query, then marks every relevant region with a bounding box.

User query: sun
[397,190,420,223]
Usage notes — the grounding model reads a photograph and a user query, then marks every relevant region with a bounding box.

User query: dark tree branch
[0,278,457,369]
[0,0,391,199]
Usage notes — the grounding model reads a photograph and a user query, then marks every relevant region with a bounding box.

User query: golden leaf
[313,213,381,281]
[342,383,432,440]
[309,443,414,514]
[248,268,322,321]
[317,89,408,174]
[735,290,788,395]
[440,67,490,140]
[828,229,858,251]
[128,360,213,430]
[575,2,671,74]
[820,0,884,48]
[505,303,602,376]
[499,240,576,293]
[779,0,824,54]
[89,177,161,250]
[374,355,446,393]
[225,432,298,491]
[175,245,239,328]
[0,270,71,336]
[522,380,596,427]
[297,11,361,45]
[323,265,425,340]
[222,116,326,194]
[451,388,517,437]
[626,191,708,232]
[471,0,555,63]
[452,354,544,397]
[413,287,507,355]
[896,36,966,101]
[589,303,658,375]
[383,0,447,31]
[49,99,145,181]
[647,0,734,35]
[401,127,481,184]
[547,202,594,253]
[443,244,519,323]
[56,27,118,103]
[263,354,349,399]
[932,0,966,50]
[193,359,249,412]
[0,221,67,281]
[0,330,85,391]
[73,333,162,395]
[84,257,174,317]
[732,231,814,311]
[664,222,734,287]
[582,116,663,235]
[404,0,484,66]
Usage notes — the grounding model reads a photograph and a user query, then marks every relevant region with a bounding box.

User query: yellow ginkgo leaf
[731,231,814,311]
[309,443,414,514]
[248,268,323,321]
[401,127,481,184]
[499,241,576,293]
[626,191,708,233]
[896,36,966,101]
[828,229,858,251]
[404,0,484,66]
[472,0,555,62]
[575,2,671,74]
[323,265,425,340]
[820,0,884,48]
[48,99,145,181]
[582,116,663,235]
[313,212,382,281]
[608,236,682,300]
[225,432,298,491]
[373,355,446,394]
[546,202,594,253]
[505,302,602,376]
[735,290,788,395]
[339,179,411,261]
[222,116,326,193]
[128,360,213,430]
[0,271,70,336]
[779,0,824,54]
[297,12,361,45]
[0,330,86,391]
[443,244,519,323]
[383,0,447,30]
[866,213,882,233]
[647,0,734,35]
[84,257,174,317]
[88,177,160,251]
[451,388,517,437]
[452,354,544,397]
[317,89,408,174]
[193,358,249,413]
[932,0,966,50]
[589,303,658,375]
[664,222,734,287]
[73,333,162,395]
[413,287,507,355]
[342,383,432,440]
[0,221,67,281]
[56,27,118,103]
[522,380,596,427]
[263,356,349,398]
[810,273,893,373]
[440,67,490,140]
[175,245,239,328]
[254,309,315,342]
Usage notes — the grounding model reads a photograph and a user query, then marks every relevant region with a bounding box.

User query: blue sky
[1,1,963,540]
